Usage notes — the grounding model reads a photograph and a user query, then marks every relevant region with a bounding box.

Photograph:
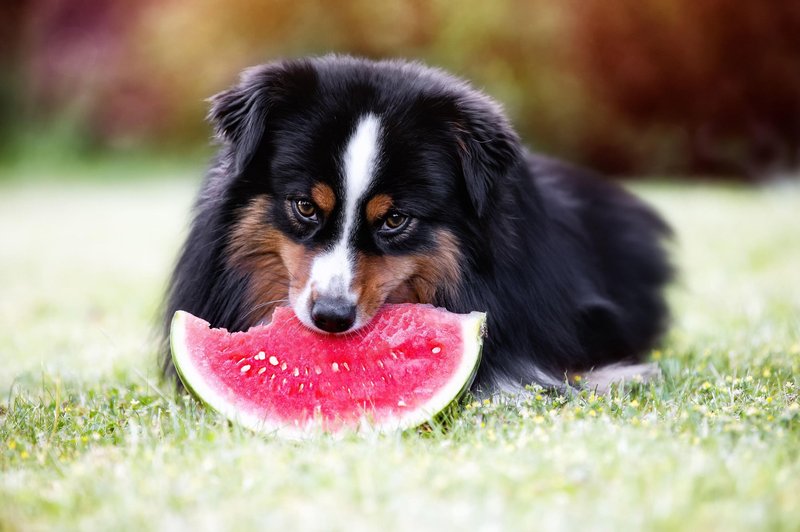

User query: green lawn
[1,169,799,531]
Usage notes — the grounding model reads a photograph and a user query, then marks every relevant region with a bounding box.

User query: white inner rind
[171,309,487,440]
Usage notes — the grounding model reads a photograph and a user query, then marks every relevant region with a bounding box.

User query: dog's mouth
[248,291,394,334]
[287,301,370,335]
[256,311,366,335]
[262,232,461,335]
[251,270,443,336]
[284,279,421,335]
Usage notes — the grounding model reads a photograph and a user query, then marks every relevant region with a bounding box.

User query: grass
[1,168,799,531]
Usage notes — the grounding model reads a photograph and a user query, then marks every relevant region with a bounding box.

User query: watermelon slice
[170,304,486,439]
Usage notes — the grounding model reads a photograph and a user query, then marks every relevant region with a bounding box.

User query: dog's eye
[293,199,318,221]
[381,211,409,232]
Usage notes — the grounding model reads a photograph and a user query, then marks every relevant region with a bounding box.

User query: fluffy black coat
[161,56,672,393]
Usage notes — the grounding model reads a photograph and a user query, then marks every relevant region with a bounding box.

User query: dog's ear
[208,61,316,174]
[449,94,521,217]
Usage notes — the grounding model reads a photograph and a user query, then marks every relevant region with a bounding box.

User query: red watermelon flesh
[171,304,486,438]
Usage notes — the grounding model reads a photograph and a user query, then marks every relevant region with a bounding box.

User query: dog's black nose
[311,298,357,333]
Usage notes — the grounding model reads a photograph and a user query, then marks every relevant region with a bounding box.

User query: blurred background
[1,0,799,180]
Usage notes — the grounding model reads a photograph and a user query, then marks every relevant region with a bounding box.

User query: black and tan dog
[161,56,672,394]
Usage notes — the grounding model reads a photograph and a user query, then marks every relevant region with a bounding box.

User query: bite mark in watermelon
[170,304,486,438]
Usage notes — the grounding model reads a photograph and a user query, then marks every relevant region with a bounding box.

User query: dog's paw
[579,362,662,394]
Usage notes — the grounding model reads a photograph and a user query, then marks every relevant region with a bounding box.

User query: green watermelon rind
[170,308,486,440]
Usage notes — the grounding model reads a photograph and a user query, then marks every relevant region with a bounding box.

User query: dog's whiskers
[242,298,290,325]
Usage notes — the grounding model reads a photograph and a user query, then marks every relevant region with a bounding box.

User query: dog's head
[213,56,521,333]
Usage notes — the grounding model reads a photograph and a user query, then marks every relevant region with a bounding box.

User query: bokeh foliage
[2,0,799,178]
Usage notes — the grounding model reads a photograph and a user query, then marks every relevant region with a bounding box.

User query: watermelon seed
[432,346,442,354]
[282,378,287,386]
[390,351,398,359]
[258,367,267,375]
[304,367,309,376]
[293,367,300,377]
[332,362,339,372]
[270,374,276,381]
[342,362,350,372]
[314,366,322,375]
[236,357,246,365]
[240,364,251,373]
[377,360,384,369]
[281,362,288,371]
[397,400,407,407]
[255,351,266,360]
[299,383,304,392]
[269,355,279,366]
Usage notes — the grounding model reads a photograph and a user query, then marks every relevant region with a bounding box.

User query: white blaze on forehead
[296,114,382,323]
[342,114,382,223]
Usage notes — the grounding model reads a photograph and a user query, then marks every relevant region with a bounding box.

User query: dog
[160,55,673,394]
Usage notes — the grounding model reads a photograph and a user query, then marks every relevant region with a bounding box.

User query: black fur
[160,56,673,392]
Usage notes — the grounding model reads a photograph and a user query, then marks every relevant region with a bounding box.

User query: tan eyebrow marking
[311,182,336,216]
[365,194,393,224]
